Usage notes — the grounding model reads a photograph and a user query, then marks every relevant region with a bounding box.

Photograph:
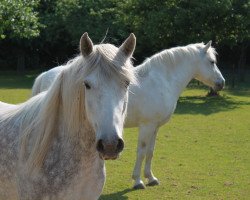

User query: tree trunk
[231,64,235,89]
[237,44,247,82]
[17,50,25,73]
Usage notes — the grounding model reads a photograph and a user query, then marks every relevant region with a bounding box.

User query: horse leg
[144,127,160,186]
[132,124,156,189]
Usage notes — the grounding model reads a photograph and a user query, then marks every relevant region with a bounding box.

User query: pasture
[0,72,250,199]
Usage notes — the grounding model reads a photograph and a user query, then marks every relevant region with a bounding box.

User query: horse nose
[96,137,124,160]
[117,138,124,152]
[215,79,225,91]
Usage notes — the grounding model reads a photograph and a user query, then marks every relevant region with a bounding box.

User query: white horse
[31,41,225,189]
[0,32,137,200]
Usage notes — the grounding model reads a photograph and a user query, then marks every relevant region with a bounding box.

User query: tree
[0,0,41,72]
[0,0,248,74]
[0,0,40,39]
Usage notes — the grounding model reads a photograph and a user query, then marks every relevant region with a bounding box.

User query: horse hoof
[146,180,160,187]
[133,183,146,190]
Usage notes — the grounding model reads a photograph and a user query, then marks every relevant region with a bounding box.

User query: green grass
[1,72,250,200]
[0,71,37,103]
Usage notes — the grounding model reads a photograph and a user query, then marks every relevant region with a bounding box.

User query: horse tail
[31,72,44,97]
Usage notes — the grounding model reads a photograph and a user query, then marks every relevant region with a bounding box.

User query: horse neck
[150,50,197,99]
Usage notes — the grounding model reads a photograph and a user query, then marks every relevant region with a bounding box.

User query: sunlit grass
[0,71,35,103]
[101,88,250,200]
[0,72,249,199]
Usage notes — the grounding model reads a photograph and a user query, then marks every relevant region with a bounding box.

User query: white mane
[136,43,217,76]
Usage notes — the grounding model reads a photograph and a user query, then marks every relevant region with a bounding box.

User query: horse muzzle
[96,137,124,160]
[214,79,225,91]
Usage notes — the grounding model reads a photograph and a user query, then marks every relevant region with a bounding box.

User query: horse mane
[7,43,137,172]
[31,72,44,96]
[136,43,217,77]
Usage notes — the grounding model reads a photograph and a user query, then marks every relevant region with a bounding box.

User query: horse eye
[125,80,130,89]
[210,61,215,65]
[84,82,91,90]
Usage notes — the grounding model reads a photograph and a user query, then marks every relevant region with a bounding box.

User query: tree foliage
[116,0,249,59]
[0,0,41,39]
[0,0,249,72]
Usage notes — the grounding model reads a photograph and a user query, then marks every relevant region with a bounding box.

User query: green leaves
[0,0,41,39]
[0,0,248,70]
[1,0,248,47]
[117,0,249,52]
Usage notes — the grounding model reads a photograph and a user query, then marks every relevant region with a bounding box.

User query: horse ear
[119,33,136,57]
[80,32,94,57]
[204,40,212,52]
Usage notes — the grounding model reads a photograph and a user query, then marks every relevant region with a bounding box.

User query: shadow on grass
[175,95,250,115]
[0,73,37,89]
[226,88,250,97]
[100,188,134,200]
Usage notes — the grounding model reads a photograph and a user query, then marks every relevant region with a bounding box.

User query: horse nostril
[116,138,124,153]
[96,139,104,153]
[215,81,224,90]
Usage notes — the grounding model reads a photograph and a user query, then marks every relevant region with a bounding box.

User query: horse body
[0,33,136,199]
[31,41,225,189]
[125,62,179,128]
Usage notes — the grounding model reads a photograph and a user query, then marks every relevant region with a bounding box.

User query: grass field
[0,72,250,199]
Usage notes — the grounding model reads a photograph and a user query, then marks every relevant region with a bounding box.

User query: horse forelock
[70,43,137,85]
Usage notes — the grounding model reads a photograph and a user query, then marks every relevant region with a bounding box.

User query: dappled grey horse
[0,32,137,199]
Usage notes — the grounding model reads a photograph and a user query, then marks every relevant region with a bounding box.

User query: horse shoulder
[17,133,104,199]
[0,107,20,199]
[126,67,178,128]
